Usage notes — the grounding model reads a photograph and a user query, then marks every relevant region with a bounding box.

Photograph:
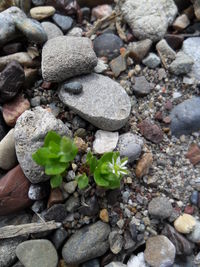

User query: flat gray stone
[41,21,63,40]
[169,51,194,75]
[148,197,173,219]
[62,221,110,264]
[121,0,177,42]
[142,53,161,69]
[93,130,119,154]
[14,107,71,183]
[16,240,58,267]
[59,74,131,131]
[42,36,97,82]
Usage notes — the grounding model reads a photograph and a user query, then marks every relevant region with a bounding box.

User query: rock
[142,53,161,69]
[109,54,127,77]
[190,191,199,205]
[82,259,100,267]
[156,39,176,64]
[144,235,176,267]
[14,107,71,183]
[169,52,194,75]
[174,214,196,234]
[92,4,113,19]
[51,227,68,249]
[121,0,177,42]
[138,119,163,144]
[65,196,80,213]
[3,42,23,55]
[31,200,46,213]
[2,95,30,127]
[0,61,25,104]
[42,36,97,82]
[94,58,108,73]
[30,6,56,20]
[132,76,153,96]
[16,239,58,267]
[67,27,83,37]
[148,197,173,219]
[162,224,194,255]
[93,33,123,60]
[52,13,73,33]
[165,34,184,50]
[74,137,88,152]
[135,152,153,178]
[44,204,67,222]
[170,97,200,137]
[61,81,83,95]
[0,111,7,141]
[79,196,99,216]
[0,129,17,170]
[41,21,63,40]
[12,261,24,267]
[48,188,63,208]
[193,0,200,20]
[105,263,126,267]
[28,183,48,200]
[186,143,200,165]
[127,253,147,267]
[109,231,123,254]
[93,130,119,154]
[128,39,152,63]
[15,18,47,44]
[100,209,109,223]
[32,0,46,5]
[62,221,110,264]
[78,0,113,7]
[187,220,200,243]
[0,165,32,216]
[173,14,190,31]
[59,73,131,131]
[117,133,143,163]
[63,181,77,194]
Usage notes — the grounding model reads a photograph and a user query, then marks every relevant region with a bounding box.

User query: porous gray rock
[42,36,98,82]
[62,221,110,264]
[14,107,71,183]
[41,21,63,40]
[148,197,173,219]
[121,0,177,42]
[59,73,131,131]
[169,51,194,75]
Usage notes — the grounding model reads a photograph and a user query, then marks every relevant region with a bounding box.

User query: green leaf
[50,174,63,188]
[45,161,66,175]
[94,168,110,188]
[48,141,60,154]
[76,173,89,189]
[32,147,58,166]
[86,151,98,173]
[44,131,61,147]
[60,136,72,153]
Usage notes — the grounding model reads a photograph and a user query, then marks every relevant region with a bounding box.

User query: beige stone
[30,6,55,20]
[135,152,153,178]
[100,209,109,223]
[173,14,190,31]
[174,214,196,234]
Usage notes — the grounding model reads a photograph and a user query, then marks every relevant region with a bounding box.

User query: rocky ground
[0,0,200,266]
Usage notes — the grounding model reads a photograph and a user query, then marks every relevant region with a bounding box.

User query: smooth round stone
[174,214,196,234]
[93,33,123,60]
[148,197,173,219]
[28,184,48,200]
[15,18,47,44]
[62,81,83,94]
[190,191,199,206]
[52,13,73,33]
[30,6,56,20]
[187,220,200,243]
[41,21,63,40]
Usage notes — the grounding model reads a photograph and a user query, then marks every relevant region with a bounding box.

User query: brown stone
[138,119,164,144]
[184,205,194,215]
[109,54,127,77]
[186,143,200,165]
[47,188,64,209]
[74,137,88,152]
[92,4,112,19]
[24,68,38,88]
[2,95,30,127]
[100,208,109,223]
[0,165,32,216]
[165,34,184,50]
[173,14,190,31]
[128,39,152,63]
[135,152,153,178]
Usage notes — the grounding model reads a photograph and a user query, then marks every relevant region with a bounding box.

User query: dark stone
[32,0,46,6]
[138,119,164,144]
[62,81,83,94]
[50,227,68,249]
[3,43,23,55]
[174,0,191,11]
[52,13,73,33]
[107,189,121,205]
[185,22,200,34]
[81,7,91,20]
[190,191,199,206]
[77,0,114,7]
[0,110,8,141]
[132,76,153,96]
[79,195,99,216]
[0,211,31,228]
[31,200,46,213]
[44,204,68,222]
[46,0,79,16]
[0,61,25,104]
[93,33,123,60]
[129,223,138,242]
[165,34,184,50]
[81,259,100,267]
[12,261,24,267]
[28,183,49,200]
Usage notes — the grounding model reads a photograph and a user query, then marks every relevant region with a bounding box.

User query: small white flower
[108,155,128,176]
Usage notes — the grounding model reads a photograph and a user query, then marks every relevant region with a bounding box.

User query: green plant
[32,131,78,188]
[76,151,128,190]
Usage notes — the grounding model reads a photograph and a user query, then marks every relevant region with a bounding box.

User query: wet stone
[61,81,83,95]
[52,13,74,33]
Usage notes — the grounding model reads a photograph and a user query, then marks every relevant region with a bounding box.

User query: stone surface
[156,39,176,64]
[148,197,173,219]
[50,227,68,249]
[109,231,123,254]
[67,26,83,37]
[93,130,119,154]
[132,76,153,96]
[92,4,112,19]
[110,54,127,77]
[0,165,32,216]
[44,204,67,222]
[28,183,48,200]
[52,13,73,33]
[48,188,63,208]
[79,196,99,216]
[0,129,17,170]
[2,94,30,127]
[0,61,25,104]
[138,119,163,144]
[30,6,56,20]
[121,0,177,42]
[144,235,176,267]
[135,152,153,178]
[42,36,97,82]
[82,259,100,267]
[174,214,196,234]
[100,209,109,223]
[117,133,143,163]
[16,239,58,267]
[61,81,83,95]
[170,97,200,137]
[0,111,7,142]
[169,52,194,75]
[93,33,123,60]
[128,39,152,62]
[105,263,126,267]
[142,53,161,69]
[78,0,113,7]
[14,107,71,183]
[41,21,63,40]
[59,73,131,131]
[173,14,190,31]
[186,143,200,165]
[62,221,110,264]
[187,220,200,243]
[165,34,184,50]
[127,253,147,267]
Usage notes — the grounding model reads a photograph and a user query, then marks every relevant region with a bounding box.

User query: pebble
[138,119,164,144]
[42,36,97,82]
[93,130,119,154]
[59,73,131,131]
[142,53,161,69]
[105,263,126,267]
[128,39,152,62]
[117,133,143,163]
[169,51,194,75]
[144,235,176,267]
[65,196,80,213]
[186,143,200,165]
[16,240,58,267]
[48,188,63,208]
[148,197,173,219]
[92,4,112,19]
[67,27,83,37]
[62,221,110,264]
[79,196,99,216]
[135,152,153,178]
[0,129,17,170]
[190,191,199,205]
[110,54,127,77]
[94,58,108,73]
[52,13,74,33]
[127,253,147,267]
[174,214,196,234]
[74,137,88,152]
[187,220,200,243]
[50,227,68,249]
[100,209,109,223]
[32,0,46,5]
[30,6,55,20]
[173,14,190,31]
[132,76,153,96]
[82,259,100,267]
[14,107,71,183]
[63,181,77,194]
[109,231,123,254]
[41,21,63,40]
[61,81,83,95]
[156,39,176,63]
[93,33,123,60]
[44,204,67,222]
[28,184,48,200]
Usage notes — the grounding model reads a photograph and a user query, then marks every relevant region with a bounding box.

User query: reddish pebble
[163,116,171,124]
[47,188,63,209]
[164,100,173,111]
[155,111,163,121]
[186,143,200,165]
[42,81,52,89]
[184,205,194,215]
[138,119,164,144]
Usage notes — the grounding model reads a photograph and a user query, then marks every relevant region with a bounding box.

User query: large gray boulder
[14,107,71,183]
[42,36,98,82]
[59,73,131,131]
[121,0,177,42]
